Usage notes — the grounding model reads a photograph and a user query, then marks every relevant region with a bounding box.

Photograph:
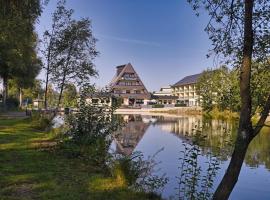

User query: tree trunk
[212,0,254,199]
[57,71,66,109]
[56,38,75,109]
[19,88,23,107]
[44,69,49,109]
[212,135,251,200]
[2,75,8,110]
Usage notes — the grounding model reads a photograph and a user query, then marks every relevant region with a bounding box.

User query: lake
[111,113,270,200]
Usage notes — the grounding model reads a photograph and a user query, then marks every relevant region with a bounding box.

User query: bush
[30,112,53,131]
[109,150,168,195]
[152,104,164,108]
[63,88,121,169]
[175,103,187,107]
[6,97,19,109]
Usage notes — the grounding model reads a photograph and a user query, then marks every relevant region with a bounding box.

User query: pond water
[111,114,270,200]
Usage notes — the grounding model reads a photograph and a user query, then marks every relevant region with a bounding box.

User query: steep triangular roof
[109,63,149,93]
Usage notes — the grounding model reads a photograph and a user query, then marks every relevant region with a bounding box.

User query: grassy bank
[0,118,159,200]
[203,108,239,120]
[150,107,202,115]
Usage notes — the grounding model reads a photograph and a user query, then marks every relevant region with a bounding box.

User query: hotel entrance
[128,98,135,106]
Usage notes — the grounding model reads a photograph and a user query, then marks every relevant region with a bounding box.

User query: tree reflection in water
[113,114,270,199]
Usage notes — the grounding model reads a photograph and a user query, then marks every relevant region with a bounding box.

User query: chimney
[116,65,126,76]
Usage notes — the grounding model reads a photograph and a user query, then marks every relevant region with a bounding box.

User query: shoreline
[115,106,202,114]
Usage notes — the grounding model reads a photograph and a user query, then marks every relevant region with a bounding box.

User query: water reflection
[113,114,270,199]
[114,115,150,155]
[115,114,270,169]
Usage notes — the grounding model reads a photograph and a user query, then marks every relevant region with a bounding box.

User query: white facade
[172,84,199,106]
[153,86,173,96]
[172,73,202,107]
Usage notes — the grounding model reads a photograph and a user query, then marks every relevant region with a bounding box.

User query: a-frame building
[109,63,150,106]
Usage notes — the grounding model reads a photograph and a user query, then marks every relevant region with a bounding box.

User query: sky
[36,0,214,92]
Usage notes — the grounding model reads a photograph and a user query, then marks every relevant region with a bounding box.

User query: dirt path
[0,111,28,119]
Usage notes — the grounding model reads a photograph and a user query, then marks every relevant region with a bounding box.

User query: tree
[9,78,43,107]
[23,79,44,104]
[187,0,270,199]
[0,0,42,109]
[196,69,215,112]
[51,15,98,108]
[47,84,59,108]
[44,0,98,108]
[41,0,73,109]
[62,83,77,107]
[197,66,240,113]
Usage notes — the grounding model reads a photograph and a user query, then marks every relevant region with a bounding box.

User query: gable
[109,63,149,93]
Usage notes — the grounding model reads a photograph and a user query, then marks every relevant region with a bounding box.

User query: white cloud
[97,34,161,47]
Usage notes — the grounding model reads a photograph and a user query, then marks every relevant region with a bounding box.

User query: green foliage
[63,87,121,169]
[187,1,270,64]
[43,0,98,107]
[0,0,42,108]
[197,63,270,114]
[196,66,234,112]
[250,62,270,114]
[177,130,220,200]
[62,83,77,107]
[47,84,59,108]
[152,104,165,108]
[23,79,44,101]
[8,79,44,106]
[42,0,74,109]
[110,150,168,196]
[30,112,53,131]
[175,103,187,107]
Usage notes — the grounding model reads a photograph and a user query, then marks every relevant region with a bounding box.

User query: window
[126,90,130,94]
[135,99,144,104]
[92,99,99,104]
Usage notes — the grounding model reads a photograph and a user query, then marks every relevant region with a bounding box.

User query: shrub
[6,97,19,109]
[152,104,164,108]
[109,150,168,195]
[175,103,187,107]
[30,112,53,131]
[63,87,121,168]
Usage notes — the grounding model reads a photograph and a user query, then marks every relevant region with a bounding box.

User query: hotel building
[171,73,202,106]
[109,63,150,107]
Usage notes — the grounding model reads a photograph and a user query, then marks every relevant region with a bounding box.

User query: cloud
[97,34,161,47]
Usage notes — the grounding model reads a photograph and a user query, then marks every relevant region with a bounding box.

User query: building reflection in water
[114,115,150,155]
[114,114,270,170]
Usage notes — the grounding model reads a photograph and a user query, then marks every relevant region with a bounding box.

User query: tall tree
[41,0,73,109]
[187,0,270,199]
[0,0,42,109]
[51,15,98,108]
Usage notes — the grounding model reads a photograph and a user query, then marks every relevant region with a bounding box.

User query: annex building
[171,73,202,106]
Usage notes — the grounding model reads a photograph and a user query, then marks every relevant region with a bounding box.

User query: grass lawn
[0,118,159,200]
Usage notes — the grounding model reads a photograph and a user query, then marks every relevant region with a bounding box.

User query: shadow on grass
[0,119,159,200]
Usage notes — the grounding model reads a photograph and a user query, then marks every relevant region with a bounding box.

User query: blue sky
[36,0,214,92]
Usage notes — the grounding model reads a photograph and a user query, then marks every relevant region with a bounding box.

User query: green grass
[0,118,159,200]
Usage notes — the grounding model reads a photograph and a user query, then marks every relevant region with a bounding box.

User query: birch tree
[41,0,73,109]
[51,17,98,108]
[187,0,270,199]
